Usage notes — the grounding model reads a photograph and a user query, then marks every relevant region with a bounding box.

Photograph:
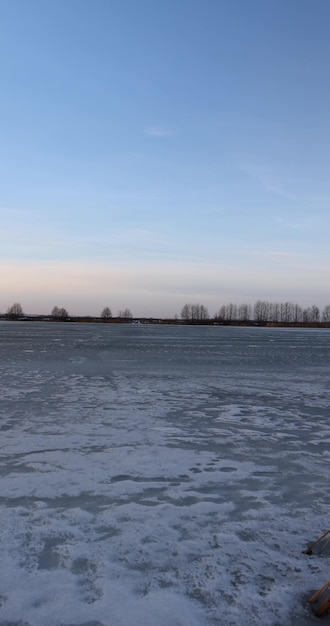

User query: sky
[1,0,330,318]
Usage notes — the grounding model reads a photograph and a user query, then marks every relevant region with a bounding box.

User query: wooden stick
[319,535,330,554]
[314,598,330,618]
[308,581,330,603]
[303,529,330,555]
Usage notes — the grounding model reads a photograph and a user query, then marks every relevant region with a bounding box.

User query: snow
[0,322,329,625]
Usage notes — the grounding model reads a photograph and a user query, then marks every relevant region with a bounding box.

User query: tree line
[3,300,330,324]
[3,303,133,321]
[181,301,330,324]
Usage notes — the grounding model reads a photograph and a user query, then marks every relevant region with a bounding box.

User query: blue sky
[1,0,330,317]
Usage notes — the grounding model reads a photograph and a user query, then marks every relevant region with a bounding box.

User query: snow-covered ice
[0,322,329,625]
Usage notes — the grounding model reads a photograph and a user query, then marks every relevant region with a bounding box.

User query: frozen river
[0,322,329,626]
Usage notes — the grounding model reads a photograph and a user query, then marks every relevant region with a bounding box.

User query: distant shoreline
[1,315,330,329]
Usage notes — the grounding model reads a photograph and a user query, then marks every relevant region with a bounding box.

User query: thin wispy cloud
[255,249,303,260]
[145,126,172,138]
[238,160,296,202]
[271,212,329,231]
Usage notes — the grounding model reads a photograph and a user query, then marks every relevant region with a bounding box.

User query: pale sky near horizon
[1,0,330,317]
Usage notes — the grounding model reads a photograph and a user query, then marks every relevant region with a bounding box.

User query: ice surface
[0,322,329,625]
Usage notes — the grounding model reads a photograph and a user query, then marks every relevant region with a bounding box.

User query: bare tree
[228,303,238,321]
[7,302,24,319]
[293,303,303,323]
[322,305,330,323]
[52,306,69,320]
[237,303,251,321]
[271,302,280,322]
[181,303,191,321]
[216,302,252,322]
[280,302,288,322]
[310,305,320,323]
[303,307,312,323]
[254,300,268,322]
[302,306,320,323]
[199,304,209,320]
[118,309,133,319]
[101,307,112,320]
[191,303,200,321]
[216,305,226,321]
[181,303,209,322]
